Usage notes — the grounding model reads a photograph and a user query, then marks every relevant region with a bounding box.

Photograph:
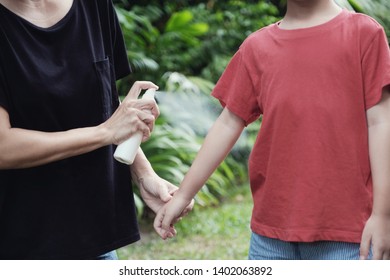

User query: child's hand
[360,214,390,260]
[153,204,177,240]
[154,193,194,240]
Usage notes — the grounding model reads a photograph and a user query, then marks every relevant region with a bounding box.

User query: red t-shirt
[212,10,390,243]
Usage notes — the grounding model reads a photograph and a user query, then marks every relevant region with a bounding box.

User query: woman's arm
[0,81,158,169]
[154,107,246,238]
[360,86,390,260]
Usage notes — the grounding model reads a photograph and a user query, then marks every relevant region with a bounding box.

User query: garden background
[112,0,390,259]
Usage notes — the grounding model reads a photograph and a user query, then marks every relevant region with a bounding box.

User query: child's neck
[279,0,342,30]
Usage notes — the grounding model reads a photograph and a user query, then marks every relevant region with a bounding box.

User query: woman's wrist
[95,123,113,146]
[130,148,155,184]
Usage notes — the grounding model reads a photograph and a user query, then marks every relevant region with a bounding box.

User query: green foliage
[188,2,279,82]
[335,0,354,10]
[165,10,209,39]
[115,7,160,74]
[115,5,210,89]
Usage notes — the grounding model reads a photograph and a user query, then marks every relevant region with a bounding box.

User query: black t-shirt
[0,0,140,259]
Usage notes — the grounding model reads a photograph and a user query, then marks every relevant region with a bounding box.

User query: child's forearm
[176,107,246,201]
[369,124,390,216]
[367,90,390,217]
[154,109,245,238]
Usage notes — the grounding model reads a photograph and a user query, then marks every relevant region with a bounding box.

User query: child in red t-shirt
[154,0,390,259]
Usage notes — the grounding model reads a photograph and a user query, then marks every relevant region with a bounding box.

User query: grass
[118,185,253,260]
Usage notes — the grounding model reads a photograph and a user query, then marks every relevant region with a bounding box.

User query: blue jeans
[248,232,369,260]
[96,250,118,260]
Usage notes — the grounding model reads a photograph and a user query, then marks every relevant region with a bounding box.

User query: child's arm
[360,86,390,260]
[154,107,246,239]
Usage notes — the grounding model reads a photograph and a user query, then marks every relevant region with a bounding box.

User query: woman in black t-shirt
[0,0,190,259]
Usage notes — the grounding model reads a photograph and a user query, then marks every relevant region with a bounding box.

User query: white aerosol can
[113,89,156,165]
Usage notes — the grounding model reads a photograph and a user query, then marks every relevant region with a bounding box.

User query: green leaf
[165,10,194,32]
[133,193,144,219]
[348,0,364,12]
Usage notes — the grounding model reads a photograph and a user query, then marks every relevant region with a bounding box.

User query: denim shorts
[96,250,118,260]
[248,232,370,260]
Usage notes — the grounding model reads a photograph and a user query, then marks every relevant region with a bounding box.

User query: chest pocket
[94,57,116,120]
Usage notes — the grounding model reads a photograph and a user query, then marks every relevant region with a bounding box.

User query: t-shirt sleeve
[362,26,390,110]
[107,0,131,80]
[211,48,262,126]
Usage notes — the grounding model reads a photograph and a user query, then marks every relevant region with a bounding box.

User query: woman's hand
[134,170,194,239]
[137,173,193,215]
[100,81,160,145]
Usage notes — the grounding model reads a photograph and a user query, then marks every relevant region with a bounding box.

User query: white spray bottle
[113,88,156,165]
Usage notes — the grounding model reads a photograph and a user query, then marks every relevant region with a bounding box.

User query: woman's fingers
[105,81,159,145]
[125,81,159,100]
